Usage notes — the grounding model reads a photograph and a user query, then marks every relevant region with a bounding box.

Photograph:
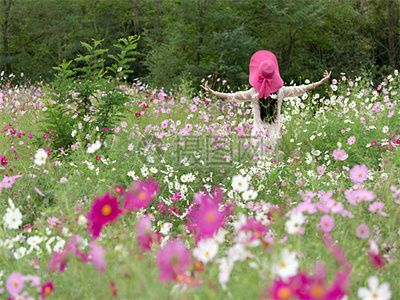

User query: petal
[357,287,372,299]
[367,276,379,290]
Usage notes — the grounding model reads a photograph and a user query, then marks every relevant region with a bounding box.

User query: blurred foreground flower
[124,178,159,211]
[157,240,190,282]
[87,193,122,238]
[187,189,229,241]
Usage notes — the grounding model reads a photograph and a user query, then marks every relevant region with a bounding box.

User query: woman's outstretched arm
[200,81,230,99]
[304,70,331,91]
[200,81,253,103]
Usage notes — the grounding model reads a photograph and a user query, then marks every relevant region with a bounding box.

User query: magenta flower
[136,216,160,252]
[349,164,368,183]
[124,178,159,211]
[187,189,229,240]
[40,281,54,299]
[87,193,122,238]
[347,136,356,145]
[113,185,125,195]
[332,148,347,161]
[356,224,370,239]
[320,215,334,232]
[0,156,8,166]
[88,241,106,273]
[371,141,377,146]
[156,240,190,282]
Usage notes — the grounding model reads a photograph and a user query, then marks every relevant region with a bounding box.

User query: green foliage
[41,36,140,151]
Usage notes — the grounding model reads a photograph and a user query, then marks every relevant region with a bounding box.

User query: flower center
[45,286,52,295]
[277,286,291,299]
[13,280,19,287]
[280,261,286,268]
[102,204,112,216]
[311,284,325,298]
[205,251,210,256]
[139,192,147,201]
[205,211,217,223]
[372,292,379,298]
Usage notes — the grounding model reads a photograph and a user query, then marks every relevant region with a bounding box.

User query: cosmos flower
[40,281,54,299]
[358,276,391,300]
[123,178,159,211]
[349,164,368,183]
[34,149,48,166]
[156,240,190,282]
[87,193,122,238]
[187,189,229,240]
[320,215,334,233]
[332,148,347,161]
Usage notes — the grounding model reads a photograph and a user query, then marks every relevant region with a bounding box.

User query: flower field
[1,70,400,299]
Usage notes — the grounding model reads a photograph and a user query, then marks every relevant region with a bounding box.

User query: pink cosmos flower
[86,193,122,239]
[354,189,375,202]
[124,178,159,211]
[372,102,381,112]
[35,187,45,196]
[317,166,325,175]
[48,235,83,272]
[156,240,190,282]
[332,148,347,161]
[347,136,356,145]
[1,176,15,188]
[187,189,229,240]
[88,241,106,273]
[136,216,160,252]
[6,272,24,296]
[356,224,370,239]
[320,215,334,232]
[40,281,54,299]
[349,164,368,183]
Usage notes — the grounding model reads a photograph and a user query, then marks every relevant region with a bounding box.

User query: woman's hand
[321,70,331,83]
[200,81,215,95]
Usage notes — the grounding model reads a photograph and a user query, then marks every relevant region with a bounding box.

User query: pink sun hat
[249,50,284,99]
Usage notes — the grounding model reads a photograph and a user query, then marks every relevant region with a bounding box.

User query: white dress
[226,85,307,153]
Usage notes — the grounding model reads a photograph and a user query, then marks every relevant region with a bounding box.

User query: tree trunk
[2,0,12,74]
[388,0,396,67]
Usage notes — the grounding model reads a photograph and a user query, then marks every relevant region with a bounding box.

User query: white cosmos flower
[71,130,77,137]
[193,238,219,263]
[34,149,48,166]
[272,248,299,280]
[232,175,249,192]
[358,276,392,300]
[285,213,305,235]
[27,236,43,248]
[54,239,66,252]
[3,204,23,230]
[14,247,27,260]
[87,140,101,153]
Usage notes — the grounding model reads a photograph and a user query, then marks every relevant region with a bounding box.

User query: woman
[201,50,331,155]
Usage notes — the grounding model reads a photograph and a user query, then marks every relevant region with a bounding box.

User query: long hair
[259,93,278,124]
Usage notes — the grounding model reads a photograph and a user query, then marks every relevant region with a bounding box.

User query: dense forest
[1,0,399,88]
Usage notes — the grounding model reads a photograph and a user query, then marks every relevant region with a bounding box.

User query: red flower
[135,113,141,118]
[40,281,54,299]
[87,193,122,238]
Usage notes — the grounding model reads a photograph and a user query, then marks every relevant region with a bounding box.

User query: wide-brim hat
[249,50,284,99]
